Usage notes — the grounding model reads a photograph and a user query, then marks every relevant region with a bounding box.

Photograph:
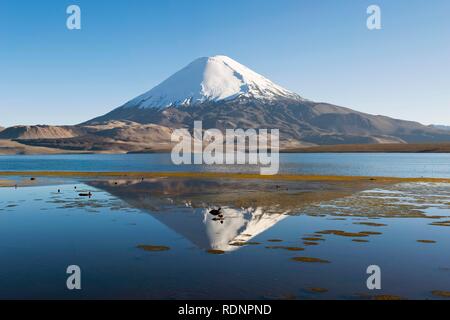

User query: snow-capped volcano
[83,55,450,147]
[122,55,302,109]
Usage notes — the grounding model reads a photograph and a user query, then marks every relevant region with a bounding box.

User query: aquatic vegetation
[430,220,450,227]
[431,290,450,298]
[302,237,324,241]
[136,245,170,252]
[206,249,225,255]
[291,257,330,263]
[417,240,436,244]
[46,193,131,212]
[360,231,382,235]
[353,222,387,227]
[316,230,369,238]
[299,183,450,219]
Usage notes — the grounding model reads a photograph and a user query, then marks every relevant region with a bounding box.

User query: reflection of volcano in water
[88,178,288,251]
[203,207,287,251]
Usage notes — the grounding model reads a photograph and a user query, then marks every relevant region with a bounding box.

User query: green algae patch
[431,290,450,298]
[308,287,329,293]
[266,246,304,251]
[354,222,387,227]
[317,230,369,238]
[207,249,226,255]
[291,256,330,264]
[372,294,403,300]
[137,245,170,252]
[417,240,436,244]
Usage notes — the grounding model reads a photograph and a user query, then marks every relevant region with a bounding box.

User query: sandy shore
[1,171,450,184]
[2,138,450,155]
[285,142,450,153]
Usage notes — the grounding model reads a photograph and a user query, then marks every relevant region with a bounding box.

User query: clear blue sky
[1,0,449,127]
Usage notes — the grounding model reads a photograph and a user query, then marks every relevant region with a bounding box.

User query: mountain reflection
[87,177,367,251]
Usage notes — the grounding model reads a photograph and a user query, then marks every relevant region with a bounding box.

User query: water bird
[78,192,92,197]
[209,207,222,216]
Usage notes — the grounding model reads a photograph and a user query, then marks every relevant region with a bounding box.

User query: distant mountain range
[430,124,450,131]
[1,55,450,154]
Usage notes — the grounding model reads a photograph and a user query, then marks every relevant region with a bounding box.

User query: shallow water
[0,178,449,299]
[1,153,450,177]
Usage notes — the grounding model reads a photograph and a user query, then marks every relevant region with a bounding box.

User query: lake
[1,153,450,177]
[0,154,449,299]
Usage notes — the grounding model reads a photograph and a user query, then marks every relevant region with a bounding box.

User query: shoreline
[1,171,450,184]
[3,139,450,155]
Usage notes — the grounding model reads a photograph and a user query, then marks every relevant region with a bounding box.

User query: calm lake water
[1,154,450,299]
[0,153,450,177]
[0,176,449,299]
